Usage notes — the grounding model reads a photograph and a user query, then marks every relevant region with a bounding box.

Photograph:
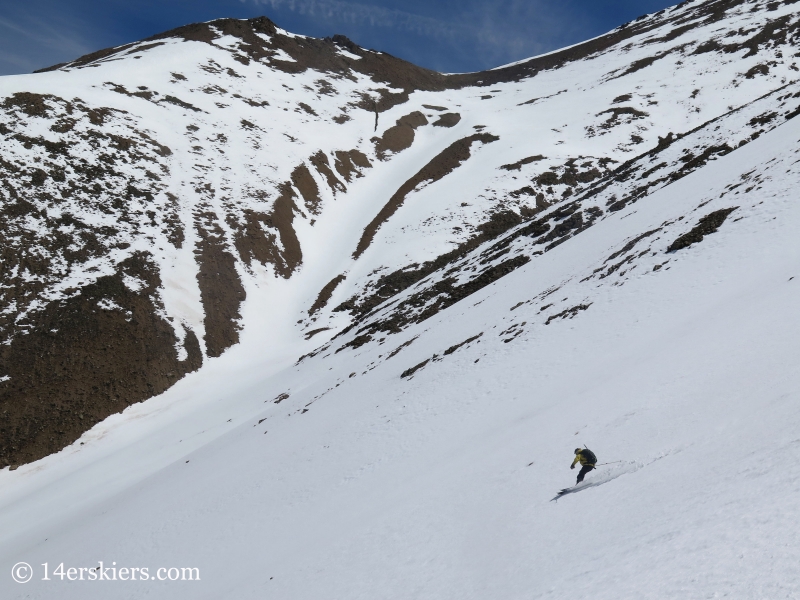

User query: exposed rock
[194,213,246,357]
[667,208,738,252]
[373,111,429,159]
[432,113,461,128]
[0,253,202,469]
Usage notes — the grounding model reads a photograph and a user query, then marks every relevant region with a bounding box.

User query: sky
[0,0,680,76]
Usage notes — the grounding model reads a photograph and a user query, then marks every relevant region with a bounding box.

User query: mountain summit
[2,1,800,596]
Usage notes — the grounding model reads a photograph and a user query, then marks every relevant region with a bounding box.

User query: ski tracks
[551,446,686,501]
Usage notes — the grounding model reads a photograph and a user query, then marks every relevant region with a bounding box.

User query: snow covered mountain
[2,0,800,597]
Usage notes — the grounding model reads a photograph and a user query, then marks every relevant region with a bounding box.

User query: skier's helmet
[574,448,581,454]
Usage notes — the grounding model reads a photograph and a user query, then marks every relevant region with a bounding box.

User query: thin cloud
[250,0,466,39]
[455,0,586,66]
[0,12,94,75]
[246,0,585,71]
[0,14,92,59]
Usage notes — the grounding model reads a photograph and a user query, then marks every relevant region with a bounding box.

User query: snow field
[2,65,800,598]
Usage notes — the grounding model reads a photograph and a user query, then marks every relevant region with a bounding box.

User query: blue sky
[0,0,679,76]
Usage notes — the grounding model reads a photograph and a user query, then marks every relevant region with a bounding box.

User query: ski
[551,487,577,501]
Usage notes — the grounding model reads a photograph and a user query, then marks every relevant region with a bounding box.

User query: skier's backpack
[582,448,597,464]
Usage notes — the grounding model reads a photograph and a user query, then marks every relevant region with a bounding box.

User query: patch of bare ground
[667,207,737,252]
[432,113,461,128]
[400,359,430,379]
[545,303,592,325]
[354,132,499,259]
[2,92,57,117]
[309,151,345,195]
[607,229,662,264]
[298,102,317,116]
[744,64,770,79]
[373,111,428,159]
[597,106,649,124]
[333,149,371,182]
[501,155,545,171]
[386,336,418,359]
[291,163,322,214]
[514,157,608,208]
[309,274,347,315]
[400,333,483,378]
[161,95,202,112]
[305,327,331,340]
[612,49,678,79]
[587,107,649,137]
[0,253,202,469]
[194,212,246,357]
[444,332,483,355]
[231,182,302,278]
[265,183,303,275]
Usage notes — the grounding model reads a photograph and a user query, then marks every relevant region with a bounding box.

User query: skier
[570,447,597,484]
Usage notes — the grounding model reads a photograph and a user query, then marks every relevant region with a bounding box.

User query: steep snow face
[1,0,800,596]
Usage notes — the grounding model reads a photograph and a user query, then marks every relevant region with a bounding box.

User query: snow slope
[1,0,800,597]
[3,0,800,466]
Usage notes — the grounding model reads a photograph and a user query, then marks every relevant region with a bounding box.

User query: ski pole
[594,461,623,466]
